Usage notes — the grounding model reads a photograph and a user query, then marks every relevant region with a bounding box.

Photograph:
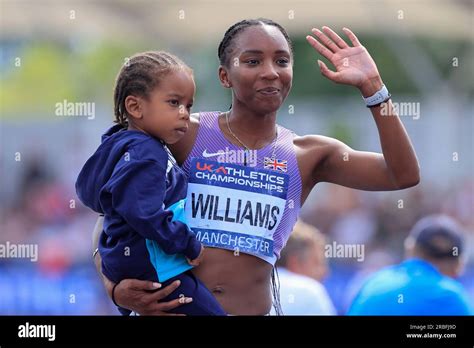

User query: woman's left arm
[306,26,420,190]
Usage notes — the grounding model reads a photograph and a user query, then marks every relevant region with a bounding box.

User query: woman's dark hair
[217,18,293,67]
[113,51,192,127]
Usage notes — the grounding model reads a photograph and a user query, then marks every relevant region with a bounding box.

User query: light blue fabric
[168,198,187,224]
[348,258,473,315]
[146,199,193,282]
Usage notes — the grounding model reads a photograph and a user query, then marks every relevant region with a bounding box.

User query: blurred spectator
[272,220,336,315]
[342,248,396,313]
[347,215,473,315]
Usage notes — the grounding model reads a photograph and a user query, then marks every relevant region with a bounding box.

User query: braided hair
[218,18,293,67]
[113,51,192,127]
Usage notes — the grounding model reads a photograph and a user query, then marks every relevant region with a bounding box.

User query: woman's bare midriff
[191,247,273,315]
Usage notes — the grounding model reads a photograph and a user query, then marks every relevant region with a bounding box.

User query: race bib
[185,158,289,258]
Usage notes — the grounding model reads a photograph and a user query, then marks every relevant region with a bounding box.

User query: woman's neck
[225,102,278,149]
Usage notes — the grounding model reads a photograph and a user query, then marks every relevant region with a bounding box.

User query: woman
[92,18,420,315]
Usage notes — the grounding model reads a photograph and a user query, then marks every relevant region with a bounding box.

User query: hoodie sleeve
[101,159,201,260]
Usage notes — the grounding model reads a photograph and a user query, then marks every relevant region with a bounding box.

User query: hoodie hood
[75,124,149,213]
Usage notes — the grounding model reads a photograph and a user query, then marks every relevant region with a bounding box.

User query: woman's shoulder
[189,111,220,127]
[168,111,218,164]
[190,112,201,122]
[293,133,339,153]
[292,133,341,189]
[187,112,201,136]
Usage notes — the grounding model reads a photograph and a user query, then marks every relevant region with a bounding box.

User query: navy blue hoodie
[76,125,201,285]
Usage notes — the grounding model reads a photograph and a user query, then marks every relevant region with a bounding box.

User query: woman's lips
[257,87,280,96]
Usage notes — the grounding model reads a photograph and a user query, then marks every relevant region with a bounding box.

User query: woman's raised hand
[306,26,383,95]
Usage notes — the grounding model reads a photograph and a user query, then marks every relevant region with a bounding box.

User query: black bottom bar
[0,316,472,346]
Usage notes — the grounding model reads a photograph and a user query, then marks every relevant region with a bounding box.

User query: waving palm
[306,26,381,89]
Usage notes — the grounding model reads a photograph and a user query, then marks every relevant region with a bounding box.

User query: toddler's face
[141,69,195,144]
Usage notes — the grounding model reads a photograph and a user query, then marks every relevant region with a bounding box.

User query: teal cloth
[146,199,194,282]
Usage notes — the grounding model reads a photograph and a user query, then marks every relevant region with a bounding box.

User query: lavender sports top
[182,112,302,265]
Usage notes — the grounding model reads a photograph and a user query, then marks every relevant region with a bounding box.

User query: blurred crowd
[300,181,474,313]
[1,149,472,315]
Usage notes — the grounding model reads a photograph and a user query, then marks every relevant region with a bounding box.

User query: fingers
[188,257,201,266]
[311,28,339,53]
[157,297,192,312]
[306,35,333,60]
[307,26,361,57]
[322,26,349,49]
[317,60,339,82]
[150,280,182,301]
[126,278,162,291]
[342,27,361,46]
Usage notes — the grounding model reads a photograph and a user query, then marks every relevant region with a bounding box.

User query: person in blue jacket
[348,215,473,315]
[76,51,226,315]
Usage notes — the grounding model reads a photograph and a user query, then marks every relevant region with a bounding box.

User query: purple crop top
[182,111,302,265]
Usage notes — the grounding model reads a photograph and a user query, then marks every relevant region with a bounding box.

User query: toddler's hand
[187,244,204,266]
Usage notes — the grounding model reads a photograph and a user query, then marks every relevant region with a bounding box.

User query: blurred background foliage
[1,35,472,116]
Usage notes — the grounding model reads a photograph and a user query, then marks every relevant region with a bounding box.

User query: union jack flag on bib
[264,156,288,172]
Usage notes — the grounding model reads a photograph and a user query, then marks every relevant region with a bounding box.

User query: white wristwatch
[363,84,391,107]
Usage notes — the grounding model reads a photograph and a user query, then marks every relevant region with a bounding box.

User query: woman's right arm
[92,215,192,315]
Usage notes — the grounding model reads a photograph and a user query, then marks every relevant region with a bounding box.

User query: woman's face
[221,25,293,115]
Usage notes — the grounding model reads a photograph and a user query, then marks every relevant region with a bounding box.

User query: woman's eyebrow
[241,49,290,55]
[241,50,264,55]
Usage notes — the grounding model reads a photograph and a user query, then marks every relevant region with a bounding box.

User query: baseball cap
[409,215,465,259]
